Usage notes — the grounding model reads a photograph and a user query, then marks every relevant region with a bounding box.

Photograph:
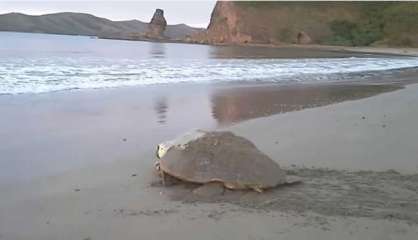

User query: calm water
[1,32,418,94]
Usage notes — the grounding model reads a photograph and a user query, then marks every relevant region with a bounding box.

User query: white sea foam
[1,32,418,95]
[1,56,418,95]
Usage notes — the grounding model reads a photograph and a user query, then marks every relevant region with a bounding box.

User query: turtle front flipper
[192,182,225,197]
[161,170,167,186]
[154,160,167,186]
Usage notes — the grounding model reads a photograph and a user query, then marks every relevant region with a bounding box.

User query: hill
[0,12,202,40]
[195,1,418,47]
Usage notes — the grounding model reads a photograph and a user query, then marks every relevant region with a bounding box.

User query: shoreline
[216,42,418,57]
[102,36,418,57]
[2,64,418,97]
[2,30,418,57]
[95,29,418,57]
[100,34,418,57]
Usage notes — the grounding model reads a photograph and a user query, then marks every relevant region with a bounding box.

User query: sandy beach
[2,2,418,238]
[1,74,418,239]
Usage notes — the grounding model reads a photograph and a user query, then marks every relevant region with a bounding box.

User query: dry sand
[1,84,418,239]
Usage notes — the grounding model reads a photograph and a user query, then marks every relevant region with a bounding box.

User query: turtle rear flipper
[251,186,264,193]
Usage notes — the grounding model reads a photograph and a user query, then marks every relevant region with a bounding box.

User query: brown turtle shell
[158,131,287,190]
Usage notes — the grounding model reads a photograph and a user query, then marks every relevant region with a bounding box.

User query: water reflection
[149,42,166,58]
[154,96,168,124]
[211,84,401,125]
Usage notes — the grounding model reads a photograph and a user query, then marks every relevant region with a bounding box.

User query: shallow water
[1,32,418,94]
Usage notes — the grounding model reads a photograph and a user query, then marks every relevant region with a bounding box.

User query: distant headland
[0,10,203,42]
[1,1,418,48]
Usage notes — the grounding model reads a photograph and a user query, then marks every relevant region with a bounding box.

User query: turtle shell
[157,131,287,190]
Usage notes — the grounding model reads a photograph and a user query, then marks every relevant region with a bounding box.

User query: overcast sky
[0,1,217,27]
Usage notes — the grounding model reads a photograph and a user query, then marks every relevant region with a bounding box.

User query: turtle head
[156,142,171,159]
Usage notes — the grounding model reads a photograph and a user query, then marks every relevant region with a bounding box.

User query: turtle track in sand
[153,168,418,224]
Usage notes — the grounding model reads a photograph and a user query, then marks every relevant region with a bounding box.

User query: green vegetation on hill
[232,1,418,47]
[327,3,418,47]
[327,19,383,46]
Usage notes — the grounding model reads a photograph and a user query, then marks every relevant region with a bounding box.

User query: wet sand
[2,68,417,183]
[1,71,418,239]
[227,42,418,57]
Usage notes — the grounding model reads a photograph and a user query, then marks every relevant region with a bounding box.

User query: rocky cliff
[197,1,418,47]
[146,9,167,39]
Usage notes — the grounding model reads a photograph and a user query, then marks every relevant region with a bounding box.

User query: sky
[0,1,217,27]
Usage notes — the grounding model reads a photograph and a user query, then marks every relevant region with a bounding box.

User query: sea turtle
[155,130,300,193]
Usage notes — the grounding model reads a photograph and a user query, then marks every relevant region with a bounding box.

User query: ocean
[1,31,418,95]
